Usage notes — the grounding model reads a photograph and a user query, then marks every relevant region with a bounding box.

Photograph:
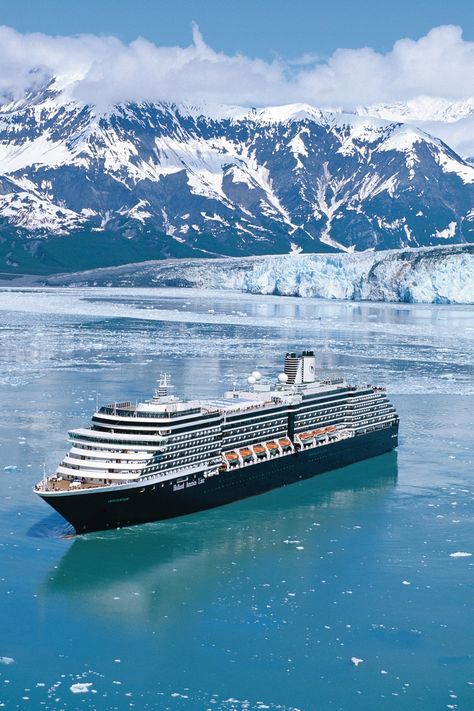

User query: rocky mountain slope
[0,80,473,273]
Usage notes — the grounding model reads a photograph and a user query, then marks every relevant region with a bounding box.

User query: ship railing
[35,477,107,493]
[217,400,289,415]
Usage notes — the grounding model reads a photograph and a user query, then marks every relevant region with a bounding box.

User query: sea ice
[449,551,472,558]
[70,682,93,694]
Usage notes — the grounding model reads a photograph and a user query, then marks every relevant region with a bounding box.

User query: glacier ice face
[44,244,474,305]
[237,247,474,304]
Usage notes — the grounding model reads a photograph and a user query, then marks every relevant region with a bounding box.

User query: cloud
[0,23,473,110]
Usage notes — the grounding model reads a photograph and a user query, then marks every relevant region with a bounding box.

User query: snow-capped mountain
[0,79,473,273]
[357,97,474,161]
[358,97,474,125]
[44,245,474,305]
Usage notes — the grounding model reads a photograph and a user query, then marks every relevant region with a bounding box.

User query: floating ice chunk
[449,551,472,558]
[70,683,93,694]
[402,580,411,585]
[351,657,364,666]
[3,466,17,471]
[0,657,14,665]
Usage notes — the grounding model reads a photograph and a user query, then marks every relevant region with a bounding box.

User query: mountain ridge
[0,78,473,273]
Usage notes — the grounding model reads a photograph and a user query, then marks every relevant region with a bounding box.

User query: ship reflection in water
[43,452,397,622]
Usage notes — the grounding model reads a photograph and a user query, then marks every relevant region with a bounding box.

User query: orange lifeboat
[326,425,337,433]
[312,429,325,437]
[239,448,253,460]
[279,438,292,450]
[253,444,267,458]
[225,452,239,464]
[267,441,279,455]
[299,432,314,441]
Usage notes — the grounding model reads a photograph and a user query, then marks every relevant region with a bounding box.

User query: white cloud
[0,23,473,111]
[295,25,474,108]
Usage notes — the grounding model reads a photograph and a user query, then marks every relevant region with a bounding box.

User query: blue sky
[1,0,473,60]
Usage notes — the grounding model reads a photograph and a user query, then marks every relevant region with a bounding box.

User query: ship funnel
[283,350,316,385]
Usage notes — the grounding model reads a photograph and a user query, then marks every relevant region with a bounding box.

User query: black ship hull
[40,424,398,533]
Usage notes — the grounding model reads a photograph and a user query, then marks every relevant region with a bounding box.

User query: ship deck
[38,478,103,493]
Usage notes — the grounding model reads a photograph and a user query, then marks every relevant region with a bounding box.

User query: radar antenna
[154,372,174,399]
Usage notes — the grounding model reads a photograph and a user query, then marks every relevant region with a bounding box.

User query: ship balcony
[68,447,151,463]
[69,428,169,444]
[62,455,148,472]
[56,464,143,481]
[56,465,143,480]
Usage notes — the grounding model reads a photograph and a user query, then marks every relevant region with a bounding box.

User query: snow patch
[434,221,457,239]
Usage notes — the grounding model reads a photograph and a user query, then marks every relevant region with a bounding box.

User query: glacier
[44,244,474,304]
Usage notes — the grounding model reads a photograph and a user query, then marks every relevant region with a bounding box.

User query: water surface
[0,288,472,710]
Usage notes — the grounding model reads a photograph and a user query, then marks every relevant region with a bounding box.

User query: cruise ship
[35,351,399,533]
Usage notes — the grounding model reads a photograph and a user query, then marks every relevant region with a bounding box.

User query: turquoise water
[0,289,473,710]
